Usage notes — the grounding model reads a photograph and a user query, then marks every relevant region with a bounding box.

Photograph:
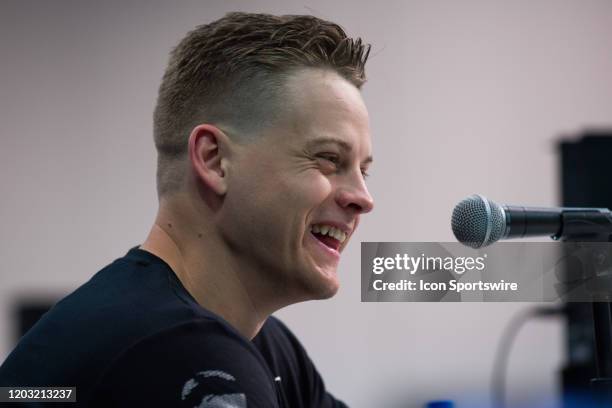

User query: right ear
[188,124,231,196]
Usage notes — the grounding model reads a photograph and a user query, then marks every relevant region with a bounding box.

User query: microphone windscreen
[451,194,506,248]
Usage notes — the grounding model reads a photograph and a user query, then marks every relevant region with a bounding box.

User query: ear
[188,124,231,196]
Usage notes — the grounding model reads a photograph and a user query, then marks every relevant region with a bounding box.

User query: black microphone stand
[560,212,612,406]
[590,302,612,405]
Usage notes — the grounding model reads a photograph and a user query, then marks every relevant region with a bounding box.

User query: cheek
[225,168,333,236]
[285,172,333,204]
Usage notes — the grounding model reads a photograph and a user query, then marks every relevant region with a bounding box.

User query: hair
[153,12,371,197]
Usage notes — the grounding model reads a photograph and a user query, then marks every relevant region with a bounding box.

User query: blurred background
[1,0,612,407]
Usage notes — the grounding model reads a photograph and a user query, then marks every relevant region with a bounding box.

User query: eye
[316,153,340,164]
[361,168,370,179]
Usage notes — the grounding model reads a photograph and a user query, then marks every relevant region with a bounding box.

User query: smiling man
[0,12,373,407]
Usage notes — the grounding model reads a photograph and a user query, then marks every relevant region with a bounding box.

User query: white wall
[2,1,612,407]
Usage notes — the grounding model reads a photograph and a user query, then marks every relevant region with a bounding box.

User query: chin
[313,282,340,300]
[300,270,340,300]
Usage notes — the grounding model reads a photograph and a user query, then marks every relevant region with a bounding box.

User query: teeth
[330,228,338,240]
[310,224,348,243]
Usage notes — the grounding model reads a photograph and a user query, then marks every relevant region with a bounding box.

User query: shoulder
[91,319,279,407]
[0,252,197,389]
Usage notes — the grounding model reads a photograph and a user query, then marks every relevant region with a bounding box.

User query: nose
[335,171,374,214]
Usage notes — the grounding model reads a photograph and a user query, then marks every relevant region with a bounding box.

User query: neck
[140,202,271,340]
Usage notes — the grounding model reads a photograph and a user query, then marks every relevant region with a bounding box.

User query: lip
[307,231,340,262]
[309,220,353,252]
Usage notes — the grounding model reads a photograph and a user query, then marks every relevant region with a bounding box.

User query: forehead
[279,69,371,154]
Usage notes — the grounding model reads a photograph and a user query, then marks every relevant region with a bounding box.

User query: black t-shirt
[0,247,348,407]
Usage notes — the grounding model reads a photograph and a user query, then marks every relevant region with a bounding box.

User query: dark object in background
[425,401,454,408]
[559,132,612,407]
[13,298,57,341]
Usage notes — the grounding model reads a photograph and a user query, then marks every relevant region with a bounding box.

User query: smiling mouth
[309,224,347,251]
[311,232,341,251]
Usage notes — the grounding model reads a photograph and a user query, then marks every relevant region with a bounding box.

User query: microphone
[451,194,612,248]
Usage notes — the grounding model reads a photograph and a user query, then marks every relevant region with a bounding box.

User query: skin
[140,68,374,339]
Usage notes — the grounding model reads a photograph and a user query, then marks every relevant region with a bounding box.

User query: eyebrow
[305,137,373,165]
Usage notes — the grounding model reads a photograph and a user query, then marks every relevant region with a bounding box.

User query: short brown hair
[153,12,371,197]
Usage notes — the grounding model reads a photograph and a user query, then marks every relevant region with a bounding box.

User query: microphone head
[451,194,506,248]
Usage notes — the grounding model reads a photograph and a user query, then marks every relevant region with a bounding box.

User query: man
[0,12,374,407]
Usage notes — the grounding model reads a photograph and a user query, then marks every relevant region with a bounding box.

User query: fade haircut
[153,12,371,197]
